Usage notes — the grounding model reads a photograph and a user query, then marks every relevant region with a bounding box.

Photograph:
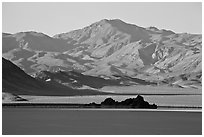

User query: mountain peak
[98,19,109,23]
[97,18,125,23]
[108,19,126,23]
[107,19,140,28]
[95,19,139,28]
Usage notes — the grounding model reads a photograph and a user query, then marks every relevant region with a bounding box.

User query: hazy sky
[2,2,202,36]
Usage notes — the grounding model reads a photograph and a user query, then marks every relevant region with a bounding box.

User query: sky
[2,2,202,36]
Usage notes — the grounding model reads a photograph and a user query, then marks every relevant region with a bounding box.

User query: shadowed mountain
[35,70,156,89]
[2,58,107,96]
[35,70,120,89]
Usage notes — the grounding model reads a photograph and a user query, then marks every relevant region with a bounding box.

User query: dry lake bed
[2,85,202,135]
[7,85,200,108]
[2,108,201,135]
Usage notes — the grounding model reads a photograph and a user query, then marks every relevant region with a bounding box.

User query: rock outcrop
[89,95,157,109]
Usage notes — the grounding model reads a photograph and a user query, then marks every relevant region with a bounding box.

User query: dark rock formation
[89,95,157,109]
[101,97,116,105]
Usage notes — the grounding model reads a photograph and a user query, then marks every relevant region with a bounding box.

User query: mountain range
[2,19,202,90]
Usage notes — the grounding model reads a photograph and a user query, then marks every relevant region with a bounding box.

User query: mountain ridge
[2,19,202,89]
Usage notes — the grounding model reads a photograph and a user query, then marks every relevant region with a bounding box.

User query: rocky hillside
[2,19,202,88]
[2,58,106,96]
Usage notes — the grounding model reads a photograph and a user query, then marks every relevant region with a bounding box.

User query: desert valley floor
[2,85,202,135]
[3,108,201,135]
[3,85,202,108]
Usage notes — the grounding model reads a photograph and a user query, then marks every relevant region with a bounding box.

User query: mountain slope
[2,58,106,96]
[35,70,156,89]
[2,19,202,87]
